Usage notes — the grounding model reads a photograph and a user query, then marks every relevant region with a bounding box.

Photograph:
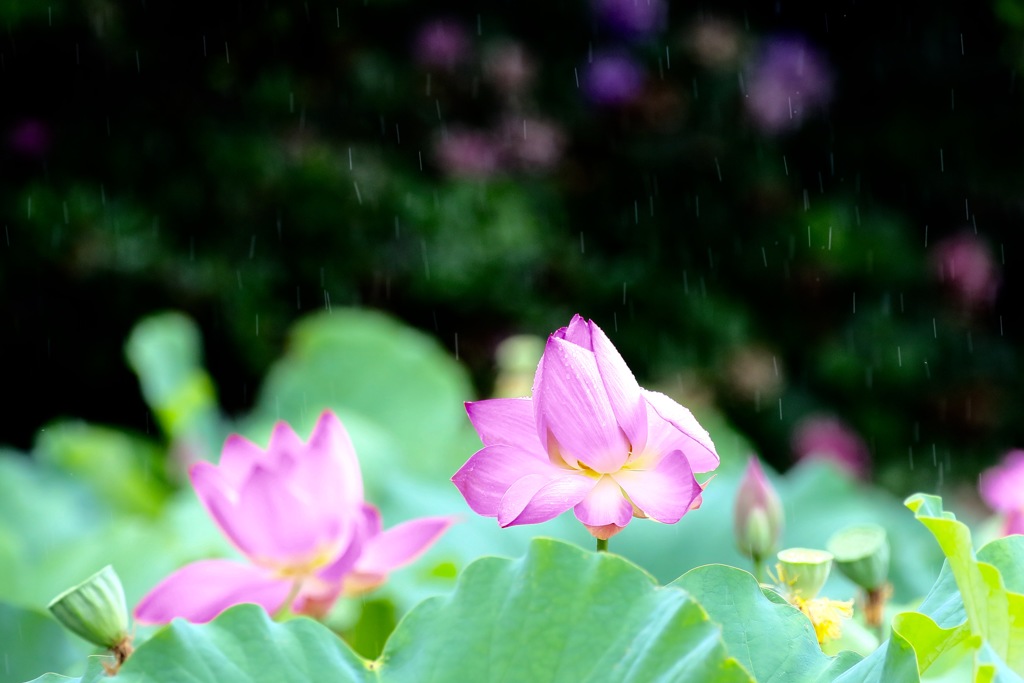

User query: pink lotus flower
[134,411,453,624]
[452,315,719,540]
[979,449,1024,536]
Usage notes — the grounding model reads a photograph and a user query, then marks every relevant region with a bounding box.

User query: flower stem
[596,538,608,552]
[273,579,304,621]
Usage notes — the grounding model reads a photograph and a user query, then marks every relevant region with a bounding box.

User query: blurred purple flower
[930,232,1000,311]
[433,128,503,179]
[792,416,870,480]
[746,37,833,133]
[412,19,471,70]
[583,52,645,106]
[979,449,1024,536]
[593,0,667,40]
[8,119,51,157]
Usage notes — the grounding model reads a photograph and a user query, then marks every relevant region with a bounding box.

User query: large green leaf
[672,564,861,683]
[44,540,752,683]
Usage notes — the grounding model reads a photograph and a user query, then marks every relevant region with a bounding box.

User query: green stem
[596,538,608,553]
[273,579,304,621]
[751,555,766,584]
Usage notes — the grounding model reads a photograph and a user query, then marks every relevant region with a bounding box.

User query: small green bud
[734,457,784,561]
[826,524,890,591]
[777,547,834,599]
[48,565,129,648]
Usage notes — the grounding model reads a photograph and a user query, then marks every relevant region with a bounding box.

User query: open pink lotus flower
[134,411,453,624]
[979,449,1024,536]
[453,315,719,540]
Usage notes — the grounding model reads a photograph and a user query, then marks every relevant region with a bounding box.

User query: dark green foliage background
[3,0,1023,490]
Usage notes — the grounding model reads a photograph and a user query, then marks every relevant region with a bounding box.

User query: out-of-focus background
[4,1,1022,493]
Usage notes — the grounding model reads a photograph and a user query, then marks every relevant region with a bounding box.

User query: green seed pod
[777,547,834,599]
[48,565,129,648]
[826,524,890,591]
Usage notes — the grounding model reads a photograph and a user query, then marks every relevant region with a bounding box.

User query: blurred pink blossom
[592,0,667,39]
[433,128,503,178]
[412,19,471,70]
[979,449,1024,536]
[930,232,1000,311]
[484,42,536,96]
[746,37,833,133]
[8,119,51,157]
[583,51,645,106]
[496,116,566,171]
[792,415,870,479]
[134,411,453,624]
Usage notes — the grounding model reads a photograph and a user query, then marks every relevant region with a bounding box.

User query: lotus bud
[826,524,890,591]
[734,457,784,562]
[48,565,129,648]
[777,548,834,599]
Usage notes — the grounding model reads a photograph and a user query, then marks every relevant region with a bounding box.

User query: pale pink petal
[266,420,306,467]
[452,444,563,517]
[303,411,364,507]
[465,398,546,456]
[612,450,700,524]
[499,472,595,526]
[640,389,719,472]
[588,320,648,452]
[573,475,633,528]
[354,516,455,576]
[216,434,266,486]
[224,464,330,563]
[535,337,630,473]
[133,560,290,624]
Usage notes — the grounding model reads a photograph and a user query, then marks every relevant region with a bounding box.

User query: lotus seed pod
[777,547,834,599]
[826,524,890,591]
[48,565,129,648]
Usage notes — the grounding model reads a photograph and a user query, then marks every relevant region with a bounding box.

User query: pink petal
[302,411,364,509]
[612,450,700,524]
[499,471,595,526]
[354,516,455,576]
[452,444,563,517]
[1005,508,1024,536]
[133,560,290,624]
[317,504,380,583]
[535,337,630,473]
[216,434,266,486]
[465,398,546,455]
[266,421,306,467]
[573,475,633,528]
[640,390,719,472]
[220,464,331,563]
[588,320,648,453]
[557,314,594,348]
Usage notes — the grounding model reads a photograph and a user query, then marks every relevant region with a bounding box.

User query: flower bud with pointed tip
[734,456,784,561]
[826,524,890,591]
[48,565,129,648]
[777,547,833,599]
